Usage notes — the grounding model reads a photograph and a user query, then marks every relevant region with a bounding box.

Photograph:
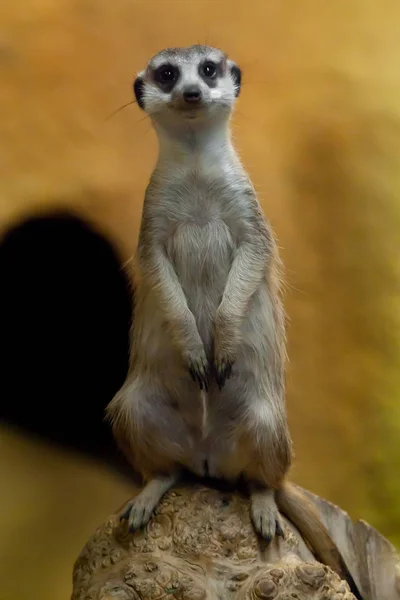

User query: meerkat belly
[166,219,234,351]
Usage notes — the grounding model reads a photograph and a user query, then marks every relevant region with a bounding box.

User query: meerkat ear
[133,72,145,110]
[228,60,242,98]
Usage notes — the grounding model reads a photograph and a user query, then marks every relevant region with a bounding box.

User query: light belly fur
[165,219,235,469]
[166,218,234,357]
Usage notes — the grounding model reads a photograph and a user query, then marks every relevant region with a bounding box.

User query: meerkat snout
[182,86,202,104]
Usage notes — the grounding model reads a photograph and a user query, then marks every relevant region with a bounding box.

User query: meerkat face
[133,45,241,126]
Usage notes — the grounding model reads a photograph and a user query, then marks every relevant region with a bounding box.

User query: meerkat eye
[202,61,218,79]
[154,64,179,85]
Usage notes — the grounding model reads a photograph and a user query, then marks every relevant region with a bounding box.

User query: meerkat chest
[167,219,234,286]
[161,171,241,278]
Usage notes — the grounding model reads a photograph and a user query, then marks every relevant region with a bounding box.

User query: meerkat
[106,45,362,599]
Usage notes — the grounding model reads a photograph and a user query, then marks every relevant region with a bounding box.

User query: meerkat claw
[120,504,132,522]
[215,359,233,389]
[188,359,209,391]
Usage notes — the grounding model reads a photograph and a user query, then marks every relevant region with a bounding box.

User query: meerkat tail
[275,482,363,600]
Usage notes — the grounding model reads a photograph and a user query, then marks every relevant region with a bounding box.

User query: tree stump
[71,482,400,600]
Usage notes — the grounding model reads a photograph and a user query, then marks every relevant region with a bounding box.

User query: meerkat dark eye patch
[133,77,145,110]
[199,60,223,87]
[201,61,218,79]
[230,64,242,97]
[153,63,180,92]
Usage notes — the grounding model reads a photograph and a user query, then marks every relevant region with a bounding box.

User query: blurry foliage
[0,1,400,599]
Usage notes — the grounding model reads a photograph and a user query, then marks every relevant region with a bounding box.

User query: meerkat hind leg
[121,471,179,532]
[250,484,285,543]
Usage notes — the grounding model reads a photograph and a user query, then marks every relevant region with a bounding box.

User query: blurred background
[1,1,400,599]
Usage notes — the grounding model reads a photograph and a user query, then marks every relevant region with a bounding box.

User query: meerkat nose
[183,86,202,103]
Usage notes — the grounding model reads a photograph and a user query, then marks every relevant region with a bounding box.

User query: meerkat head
[133,45,241,129]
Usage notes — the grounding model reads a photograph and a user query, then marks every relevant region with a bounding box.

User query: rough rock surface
[71,483,400,600]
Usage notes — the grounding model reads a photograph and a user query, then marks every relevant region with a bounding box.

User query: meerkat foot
[120,472,179,532]
[250,485,285,543]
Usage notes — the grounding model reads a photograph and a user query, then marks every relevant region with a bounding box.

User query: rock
[71,483,400,600]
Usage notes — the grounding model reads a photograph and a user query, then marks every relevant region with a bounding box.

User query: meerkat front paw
[214,352,234,389]
[186,345,210,391]
[213,308,238,389]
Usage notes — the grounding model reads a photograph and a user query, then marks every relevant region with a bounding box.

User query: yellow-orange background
[1,1,400,599]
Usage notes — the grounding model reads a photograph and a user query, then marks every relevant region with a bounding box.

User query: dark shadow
[0,211,133,474]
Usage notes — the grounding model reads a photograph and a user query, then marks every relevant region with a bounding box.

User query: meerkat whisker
[105,99,137,121]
